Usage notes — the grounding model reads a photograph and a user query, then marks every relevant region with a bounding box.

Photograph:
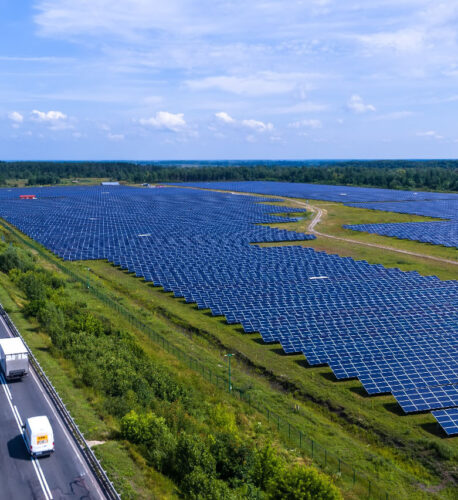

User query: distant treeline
[0,160,457,191]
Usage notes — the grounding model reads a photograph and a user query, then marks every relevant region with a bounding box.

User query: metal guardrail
[0,304,120,500]
[0,219,395,499]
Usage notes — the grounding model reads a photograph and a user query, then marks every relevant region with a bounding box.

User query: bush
[0,246,35,273]
[210,432,254,486]
[268,464,342,500]
[121,410,176,472]
[180,467,232,500]
[173,433,216,479]
[251,442,284,490]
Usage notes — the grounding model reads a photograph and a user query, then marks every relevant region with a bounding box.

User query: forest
[0,160,457,191]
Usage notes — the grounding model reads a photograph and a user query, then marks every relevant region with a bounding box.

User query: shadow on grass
[318,370,339,382]
[383,402,405,416]
[294,358,314,369]
[349,385,372,397]
[420,421,445,438]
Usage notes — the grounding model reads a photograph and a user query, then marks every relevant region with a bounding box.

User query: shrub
[173,432,216,479]
[251,442,284,490]
[268,464,342,500]
[180,467,232,500]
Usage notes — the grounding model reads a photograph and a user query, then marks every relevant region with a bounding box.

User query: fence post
[299,430,302,448]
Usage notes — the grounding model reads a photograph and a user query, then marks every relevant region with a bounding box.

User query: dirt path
[166,185,457,267]
[289,198,458,267]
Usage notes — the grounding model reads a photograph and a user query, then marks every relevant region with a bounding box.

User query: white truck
[0,337,29,380]
[22,416,55,457]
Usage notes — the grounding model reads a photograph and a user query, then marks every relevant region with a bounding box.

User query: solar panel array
[344,221,458,248]
[0,185,456,436]
[169,181,458,249]
[344,199,458,248]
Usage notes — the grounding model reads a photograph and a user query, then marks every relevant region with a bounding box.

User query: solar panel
[0,183,456,432]
[432,407,458,436]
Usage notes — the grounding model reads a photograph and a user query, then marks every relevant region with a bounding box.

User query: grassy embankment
[0,224,343,499]
[59,188,457,500]
[0,194,456,499]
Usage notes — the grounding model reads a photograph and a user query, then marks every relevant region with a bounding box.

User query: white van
[22,416,54,457]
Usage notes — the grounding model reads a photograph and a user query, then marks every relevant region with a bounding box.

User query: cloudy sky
[1,0,458,160]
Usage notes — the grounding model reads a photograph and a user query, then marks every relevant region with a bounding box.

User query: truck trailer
[0,337,29,380]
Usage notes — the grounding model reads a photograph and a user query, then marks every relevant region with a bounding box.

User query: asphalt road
[0,315,104,500]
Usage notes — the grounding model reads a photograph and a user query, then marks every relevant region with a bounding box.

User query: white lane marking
[1,384,52,499]
[0,316,103,497]
[0,372,12,400]
[31,457,52,500]
[0,315,102,496]
[13,404,23,426]
[35,457,53,499]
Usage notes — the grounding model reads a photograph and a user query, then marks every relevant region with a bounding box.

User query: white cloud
[8,111,24,124]
[31,109,67,122]
[347,95,376,114]
[30,109,72,130]
[215,112,235,124]
[357,29,426,53]
[416,130,443,139]
[289,119,322,129]
[139,111,187,132]
[241,119,274,132]
[107,133,125,141]
[372,111,414,121]
[186,72,317,96]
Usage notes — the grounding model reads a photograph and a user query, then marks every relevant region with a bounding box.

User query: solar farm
[173,181,458,249]
[0,183,456,438]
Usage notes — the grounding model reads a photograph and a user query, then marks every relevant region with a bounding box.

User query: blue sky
[1,0,458,160]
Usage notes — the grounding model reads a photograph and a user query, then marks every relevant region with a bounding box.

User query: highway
[0,314,104,499]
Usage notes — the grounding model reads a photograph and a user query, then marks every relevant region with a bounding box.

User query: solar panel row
[170,181,458,249]
[0,184,456,435]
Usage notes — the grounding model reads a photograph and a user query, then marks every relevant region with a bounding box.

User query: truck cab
[22,416,55,457]
[0,337,29,380]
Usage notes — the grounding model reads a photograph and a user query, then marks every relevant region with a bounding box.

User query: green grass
[93,441,180,499]
[70,257,457,500]
[0,193,456,499]
[0,247,179,498]
[256,198,458,281]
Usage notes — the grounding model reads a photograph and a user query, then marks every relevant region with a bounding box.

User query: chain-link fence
[0,220,394,499]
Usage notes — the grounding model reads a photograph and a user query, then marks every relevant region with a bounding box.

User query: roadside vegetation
[0,237,342,500]
[0,212,456,499]
[0,187,455,499]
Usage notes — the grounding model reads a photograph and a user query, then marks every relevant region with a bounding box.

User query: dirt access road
[289,198,458,267]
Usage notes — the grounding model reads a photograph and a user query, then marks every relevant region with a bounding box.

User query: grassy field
[0,220,350,498]
[0,189,456,499]
[260,197,457,281]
